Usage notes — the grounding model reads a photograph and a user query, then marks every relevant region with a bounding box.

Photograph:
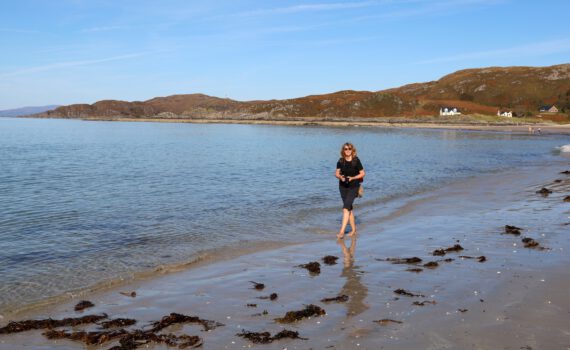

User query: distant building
[538,105,559,113]
[439,107,461,116]
[497,110,513,118]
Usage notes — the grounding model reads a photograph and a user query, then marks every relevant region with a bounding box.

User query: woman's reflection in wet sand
[338,236,369,318]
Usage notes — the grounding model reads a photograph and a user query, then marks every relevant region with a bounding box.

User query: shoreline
[16,115,570,135]
[1,162,569,349]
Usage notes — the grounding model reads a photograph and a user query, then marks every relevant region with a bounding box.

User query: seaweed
[275,304,326,323]
[561,170,570,174]
[299,261,321,274]
[43,329,127,345]
[505,225,522,235]
[0,314,108,334]
[249,281,265,290]
[412,300,437,306]
[246,304,257,308]
[381,257,422,264]
[322,255,339,265]
[458,309,468,313]
[150,313,224,332]
[236,329,307,344]
[373,319,402,325]
[394,289,424,297]
[405,268,423,273]
[432,244,463,256]
[521,237,540,248]
[258,293,278,301]
[119,291,137,298]
[74,300,95,312]
[320,295,349,303]
[100,318,137,329]
[108,331,202,350]
[423,261,439,269]
[564,196,570,202]
[536,187,553,196]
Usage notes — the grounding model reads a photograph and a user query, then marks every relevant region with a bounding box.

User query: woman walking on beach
[335,142,365,239]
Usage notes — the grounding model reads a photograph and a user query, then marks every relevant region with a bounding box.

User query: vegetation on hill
[34,64,570,123]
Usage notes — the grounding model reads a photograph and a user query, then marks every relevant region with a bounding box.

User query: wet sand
[1,164,569,349]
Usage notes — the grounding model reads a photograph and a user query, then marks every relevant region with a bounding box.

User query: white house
[439,107,461,116]
[539,105,559,113]
[497,110,513,118]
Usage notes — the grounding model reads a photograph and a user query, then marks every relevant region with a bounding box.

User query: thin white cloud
[0,52,150,78]
[80,25,127,33]
[232,1,377,17]
[416,39,570,64]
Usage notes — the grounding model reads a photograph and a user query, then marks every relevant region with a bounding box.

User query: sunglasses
[344,147,352,151]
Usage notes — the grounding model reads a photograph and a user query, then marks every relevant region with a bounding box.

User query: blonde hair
[339,142,357,159]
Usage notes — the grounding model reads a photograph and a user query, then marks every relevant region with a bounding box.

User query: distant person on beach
[335,142,365,239]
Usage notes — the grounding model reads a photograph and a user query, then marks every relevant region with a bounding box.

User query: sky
[1,0,569,110]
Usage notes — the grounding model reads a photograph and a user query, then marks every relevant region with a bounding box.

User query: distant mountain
[33,64,570,121]
[0,105,60,117]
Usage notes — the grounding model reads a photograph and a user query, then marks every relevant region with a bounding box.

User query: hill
[32,64,570,122]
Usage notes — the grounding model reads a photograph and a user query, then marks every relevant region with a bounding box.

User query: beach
[1,161,569,349]
[70,116,570,135]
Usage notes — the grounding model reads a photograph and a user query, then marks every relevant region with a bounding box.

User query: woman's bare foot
[337,232,345,239]
[347,230,357,237]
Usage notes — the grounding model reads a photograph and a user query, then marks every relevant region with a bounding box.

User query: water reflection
[337,236,369,318]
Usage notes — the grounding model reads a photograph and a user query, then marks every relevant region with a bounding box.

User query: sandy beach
[34,115,569,135]
[1,160,569,349]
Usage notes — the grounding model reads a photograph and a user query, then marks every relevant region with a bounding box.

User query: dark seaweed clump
[394,288,425,297]
[275,304,326,323]
[383,257,422,264]
[249,281,265,290]
[423,261,439,269]
[0,314,108,334]
[394,289,425,297]
[522,237,540,248]
[322,255,339,265]
[320,295,349,303]
[150,313,224,332]
[74,300,95,312]
[406,268,423,273]
[107,331,202,350]
[100,318,137,329]
[432,244,463,256]
[413,300,437,306]
[299,261,321,274]
[44,329,128,345]
[536,187,553,196]
[564,196,570,202]
[258,293,278,301]
[236,329,306,344]
[505,225,522,235]
[561,170,570,175]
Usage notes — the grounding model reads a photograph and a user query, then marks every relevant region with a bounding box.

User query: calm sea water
[0,118,568,312]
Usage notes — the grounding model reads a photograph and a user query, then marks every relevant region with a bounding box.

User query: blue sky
[1,0,569,109]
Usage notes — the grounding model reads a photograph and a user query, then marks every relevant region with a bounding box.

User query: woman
[335,142,365,239]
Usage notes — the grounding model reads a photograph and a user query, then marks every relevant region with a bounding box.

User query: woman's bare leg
[337,208,350,239]
[348,211,357,236]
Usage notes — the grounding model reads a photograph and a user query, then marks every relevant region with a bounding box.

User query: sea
[0,117,568,313]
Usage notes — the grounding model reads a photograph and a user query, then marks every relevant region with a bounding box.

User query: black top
[337,157,363,187]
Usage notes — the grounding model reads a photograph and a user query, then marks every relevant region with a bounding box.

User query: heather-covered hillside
[34,64,570,121]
